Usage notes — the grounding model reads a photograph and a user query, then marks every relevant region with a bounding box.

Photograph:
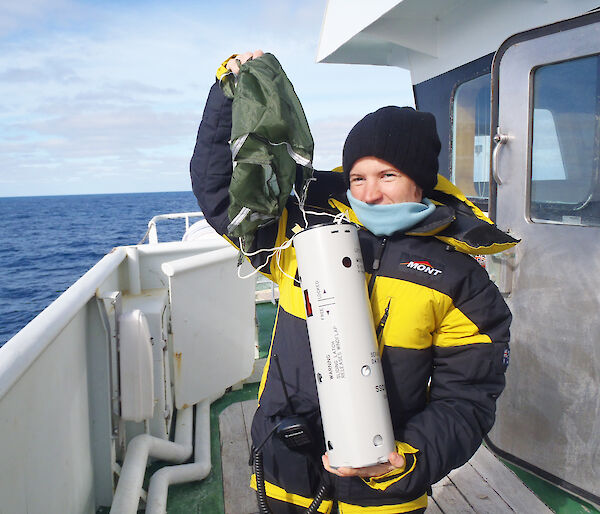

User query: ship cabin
[319,0,600,510]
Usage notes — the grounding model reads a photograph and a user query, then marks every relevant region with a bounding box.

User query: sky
[0,0,414,197]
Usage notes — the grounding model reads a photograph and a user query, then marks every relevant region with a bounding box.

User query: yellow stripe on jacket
[371,276,492,349]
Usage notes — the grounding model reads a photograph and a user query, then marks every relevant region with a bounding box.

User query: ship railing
[141,210,280,304]
[0,235,257,513]
[139,211,205,244]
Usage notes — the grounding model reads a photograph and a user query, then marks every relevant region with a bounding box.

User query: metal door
[487,13,600,507]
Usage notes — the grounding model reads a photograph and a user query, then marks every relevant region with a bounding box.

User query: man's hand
[322,451,405,478]
[226,49,264,74]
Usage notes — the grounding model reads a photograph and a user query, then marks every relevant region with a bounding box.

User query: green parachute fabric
[220,53,314,249]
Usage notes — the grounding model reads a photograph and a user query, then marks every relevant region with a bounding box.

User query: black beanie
[342,106,440,192]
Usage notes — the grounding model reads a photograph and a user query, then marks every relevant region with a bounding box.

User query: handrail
[139,212,205,245]
[0,247,128,399]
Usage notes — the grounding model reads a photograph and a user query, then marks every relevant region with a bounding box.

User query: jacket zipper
[368,237,388,296]
[368,237,389,354]
[376,299,391,341]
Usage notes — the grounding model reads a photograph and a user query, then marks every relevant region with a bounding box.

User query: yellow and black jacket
[191,82,515,514]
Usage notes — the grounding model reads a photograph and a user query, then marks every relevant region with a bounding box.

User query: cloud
[7,105,198,163]
[0,0,82,37]
[0,61,81,84]
[106,81,179,96]
[310,115,359,169]
[0,66,47,83]
[0,0,415,197]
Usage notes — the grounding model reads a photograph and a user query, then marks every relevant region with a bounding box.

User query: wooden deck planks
[468,446,552,513]
[426,498,445,514]
[430,476,476,513]
[241,399,257,450]
[446,462,512,513]
[219,401,258,514]
[221,400,552,513]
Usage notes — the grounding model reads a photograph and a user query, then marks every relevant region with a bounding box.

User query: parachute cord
[237,235,294,258]
[236,236,298,282]
[333,210,352,224]
[298,208,352,226]
[237,175,353,282]
[275,244,300,285]
[296,176,316,228]
[237,254,272,279]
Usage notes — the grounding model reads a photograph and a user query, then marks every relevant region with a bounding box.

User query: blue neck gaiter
[346,190,436,236]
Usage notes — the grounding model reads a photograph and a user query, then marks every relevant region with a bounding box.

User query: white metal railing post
[148,223,159,244]
[126,248,142,295]
[141,212,204,244]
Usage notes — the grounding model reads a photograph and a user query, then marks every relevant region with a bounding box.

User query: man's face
[349,156,422,205]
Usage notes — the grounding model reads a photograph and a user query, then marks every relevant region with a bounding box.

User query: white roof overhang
[317,0,600,84]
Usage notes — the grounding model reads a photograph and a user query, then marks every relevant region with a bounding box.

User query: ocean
[0,191,200,346]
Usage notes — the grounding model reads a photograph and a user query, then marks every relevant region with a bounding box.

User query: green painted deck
[256,301,277,359]
[502,464,600,514]
[164,383,261,514]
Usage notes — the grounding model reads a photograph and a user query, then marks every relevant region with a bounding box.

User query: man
[191,51,514,514]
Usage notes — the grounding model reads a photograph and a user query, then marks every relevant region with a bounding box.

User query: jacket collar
[327,197,454,237]
[325,173,519,254]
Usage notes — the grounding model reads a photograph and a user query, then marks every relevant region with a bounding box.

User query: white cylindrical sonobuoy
[293,223,395,468]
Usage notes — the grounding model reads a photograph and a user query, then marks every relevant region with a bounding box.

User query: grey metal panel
[489,20,600,504]
[87,298,116,508]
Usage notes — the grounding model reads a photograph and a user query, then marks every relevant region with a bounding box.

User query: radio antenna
[272,354,296,415]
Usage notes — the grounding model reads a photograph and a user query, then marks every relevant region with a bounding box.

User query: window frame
[449,71,492,211]
[527,52,600,226]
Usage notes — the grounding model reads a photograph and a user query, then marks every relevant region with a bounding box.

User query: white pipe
[145,400,212,514]
[109,407,194,514]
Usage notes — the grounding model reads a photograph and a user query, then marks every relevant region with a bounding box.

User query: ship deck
[219,399,553,514]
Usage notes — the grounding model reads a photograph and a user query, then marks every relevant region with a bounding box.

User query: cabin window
[530,54,600,226]
[451,73,491,201]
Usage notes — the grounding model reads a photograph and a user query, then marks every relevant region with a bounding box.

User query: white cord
[275,244,300,284]
[300,208,353,226]
[236,231,301,284]
[236,236,295,279]
[295,173,355,229]
[301,209,337,221]
[237,235,293,257]
[236,176,354,282]
[333,210,353,224]
[237,254,272,279]
[271,212,352,285]
[295,176,316,227]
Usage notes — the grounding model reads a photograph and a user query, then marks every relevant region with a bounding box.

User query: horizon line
[0,189,195,200]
